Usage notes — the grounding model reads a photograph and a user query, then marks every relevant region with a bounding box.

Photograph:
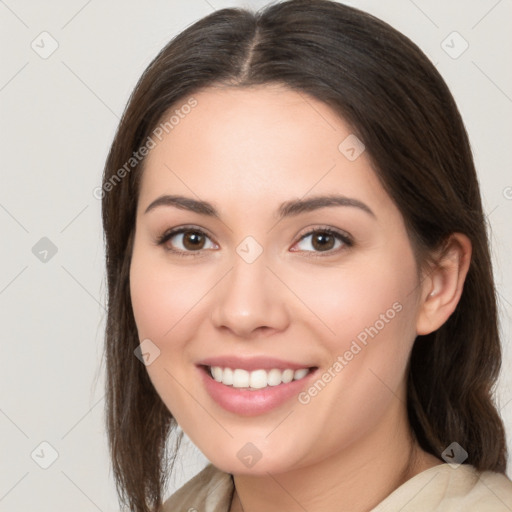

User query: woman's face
[129,84,427,474]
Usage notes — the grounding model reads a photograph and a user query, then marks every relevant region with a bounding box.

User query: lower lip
[198,366,317,416]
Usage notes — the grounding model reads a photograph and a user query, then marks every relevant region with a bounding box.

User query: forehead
[137,84,392,218]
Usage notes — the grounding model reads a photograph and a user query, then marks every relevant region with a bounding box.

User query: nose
[210,252,290,339]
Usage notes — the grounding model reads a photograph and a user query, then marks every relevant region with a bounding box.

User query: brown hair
[101,1,508,510]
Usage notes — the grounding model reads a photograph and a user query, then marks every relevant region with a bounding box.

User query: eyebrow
[144,194,375,219]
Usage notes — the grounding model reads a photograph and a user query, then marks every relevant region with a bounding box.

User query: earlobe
[416,233,472,336]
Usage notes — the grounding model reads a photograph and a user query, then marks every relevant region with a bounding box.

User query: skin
[129,84,471,512]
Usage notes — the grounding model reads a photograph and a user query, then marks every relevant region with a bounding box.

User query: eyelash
[155,225,353,258]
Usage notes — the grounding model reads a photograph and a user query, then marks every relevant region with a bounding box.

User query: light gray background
[1,0,511,510]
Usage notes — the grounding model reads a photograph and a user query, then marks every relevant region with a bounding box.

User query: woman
[101,1,512,510]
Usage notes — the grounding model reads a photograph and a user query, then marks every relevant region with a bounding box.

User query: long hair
[101,1,508,510]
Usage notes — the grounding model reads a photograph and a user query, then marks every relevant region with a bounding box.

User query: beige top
[161,462,512,511]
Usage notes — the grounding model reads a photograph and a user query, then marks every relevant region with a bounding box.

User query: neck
[229,402,441,512]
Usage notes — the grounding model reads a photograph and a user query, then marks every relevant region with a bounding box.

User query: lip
[197,363,318,417]
[196,355,315,372]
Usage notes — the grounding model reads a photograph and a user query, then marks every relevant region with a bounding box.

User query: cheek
[289,254,418,351]
[128,244,228,407]
[286,261,418,455]
[290,249,419,406]
[129,247,211,343]
[129,248,207,420]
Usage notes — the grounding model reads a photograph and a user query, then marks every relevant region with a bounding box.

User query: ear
[416,233,472,336]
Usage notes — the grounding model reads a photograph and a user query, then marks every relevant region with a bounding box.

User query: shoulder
[464,468,512,511]
[373,463,512,512]
[161,463,234,512]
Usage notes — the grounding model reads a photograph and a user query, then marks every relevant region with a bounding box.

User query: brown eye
[292,228,352,254]
[311,232,336,251]
[157,227,217,254]
[181,231,206,250]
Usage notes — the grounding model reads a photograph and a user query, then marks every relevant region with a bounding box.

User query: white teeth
[233,369,249,388]
[267,368,282,386]
[282,369,294,383]
[249,369,268,389]
[294,368,309,380]
[212,366,223,382]
[222,367,233,386]
[208,366,312,389]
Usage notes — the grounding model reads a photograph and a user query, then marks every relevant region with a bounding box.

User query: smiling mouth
[201,365,318,390]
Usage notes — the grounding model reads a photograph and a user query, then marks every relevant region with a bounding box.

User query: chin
[202,441,311,476]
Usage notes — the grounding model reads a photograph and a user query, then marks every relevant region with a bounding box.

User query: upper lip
[197,356,317,372]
